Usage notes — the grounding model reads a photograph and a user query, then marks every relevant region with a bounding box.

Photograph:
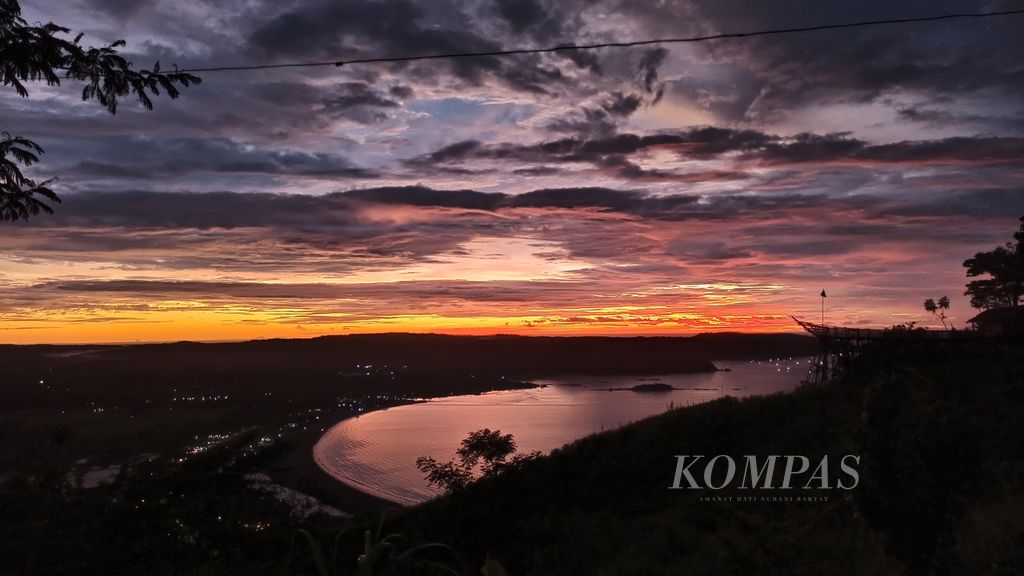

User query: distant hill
[1,332,818,378]
[0,333,818,411]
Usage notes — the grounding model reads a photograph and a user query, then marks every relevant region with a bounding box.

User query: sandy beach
[265,406,409,518]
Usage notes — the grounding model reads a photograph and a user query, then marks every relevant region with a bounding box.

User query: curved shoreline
[267,404,415,517]
[302,385,538,510]
[312,415,425,507]
[297,365,804,514]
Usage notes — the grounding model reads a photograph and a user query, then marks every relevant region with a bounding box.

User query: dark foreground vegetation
[4,334,1020,574]
[3,333,1021,574]
[382,339,1024,576]
[7,332,1023,575]
[0,332,816,575]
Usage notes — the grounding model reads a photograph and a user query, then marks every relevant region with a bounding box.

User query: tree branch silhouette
[0,0,200,221]
[963,217,1024,309]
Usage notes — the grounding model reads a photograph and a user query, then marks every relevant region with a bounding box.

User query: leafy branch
[922,296,950,329]
[416,429,540,494]
[0,0,200,221]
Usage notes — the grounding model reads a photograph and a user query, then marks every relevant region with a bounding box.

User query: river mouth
[313,358,810,505]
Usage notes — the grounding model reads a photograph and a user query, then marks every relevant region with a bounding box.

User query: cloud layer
[2,0,1024,341]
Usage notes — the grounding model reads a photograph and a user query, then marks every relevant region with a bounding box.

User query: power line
[178,8,1024,74]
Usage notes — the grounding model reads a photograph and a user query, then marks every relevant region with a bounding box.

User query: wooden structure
[792,317,975,385]
[967,307,1024,337]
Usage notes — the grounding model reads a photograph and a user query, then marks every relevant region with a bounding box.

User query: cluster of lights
[342,363,407,379]
[751,356,806,373]
[171,395,229,402]
[180,432,232,459]
[242,521,270,532]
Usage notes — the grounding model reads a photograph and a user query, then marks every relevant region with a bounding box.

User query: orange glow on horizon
[0,306,803,344]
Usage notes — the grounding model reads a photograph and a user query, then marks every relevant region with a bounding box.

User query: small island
[601,382,679,392]
[630,382,674,393]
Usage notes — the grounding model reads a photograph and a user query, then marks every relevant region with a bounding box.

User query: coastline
[270,381,539,514]
[311,415,428,507]
[265,404,412,517]
[265,370,762,517]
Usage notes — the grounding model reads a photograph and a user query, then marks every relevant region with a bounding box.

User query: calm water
[313,358,811,504]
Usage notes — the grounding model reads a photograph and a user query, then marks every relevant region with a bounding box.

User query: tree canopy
[0,0,199,221]
[963,216,1024,309]
[923,296,950,329]
[416,428,540,494]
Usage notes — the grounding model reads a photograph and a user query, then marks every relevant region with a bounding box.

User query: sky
[3,0,1024,343]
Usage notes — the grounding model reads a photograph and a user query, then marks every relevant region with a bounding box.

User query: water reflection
[314,358,809,504]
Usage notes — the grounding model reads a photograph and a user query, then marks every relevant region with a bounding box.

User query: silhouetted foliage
[963,216,1024,309]
[923,295,950,328]
[0,0,199,221]
[278,524,468,576]
[416,429,540,494]
[0,132,57,221]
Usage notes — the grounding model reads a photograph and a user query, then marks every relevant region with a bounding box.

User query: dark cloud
[509,187,644,210]
[61,137,377,181]
[558,45,603,74]
[603,92,643,117]
[0,186,791,236]
[36,187,652,227]
[407,128,1024,179]
[321,82,400,124]
[541,46,675,136]
[36,278,576,304]
[666,240,754,263]
[755,132,865,164]
[758,134,1024,166]
[874,188,1024,220]
[39,190,356,230]
[247,81,403,125]
[414,140,483,164]
[35,184,1021,234]
[411,128,772,168]
[656,0,1024,121]
[245,0,587,96]
[512,166,562,176]
[3,188,511,274]
[494,0,547,33]
[856,137,1024,165]
[543,91,649,137]
[612,161,748,184]
[87,0,160,20]
[636,47,668,96]
[544,107,619,137]
[389,85,415,99]
[344,186,505,210]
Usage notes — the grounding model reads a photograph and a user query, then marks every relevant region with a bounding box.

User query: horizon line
[0,329,812,347]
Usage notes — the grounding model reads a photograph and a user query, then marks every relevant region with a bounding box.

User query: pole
[820,289,827,325]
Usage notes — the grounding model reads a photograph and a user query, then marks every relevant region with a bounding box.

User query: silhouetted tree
[923,296,950,329]
[1,0,199,221]
[416,428,540,494]
[963,216,1024,309]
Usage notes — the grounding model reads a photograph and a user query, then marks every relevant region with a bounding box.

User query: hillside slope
[393,340,1024,575]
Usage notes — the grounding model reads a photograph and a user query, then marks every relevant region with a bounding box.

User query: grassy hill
[388,339,1024,575]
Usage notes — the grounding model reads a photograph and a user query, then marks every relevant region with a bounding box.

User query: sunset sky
[3,0,1024,343]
